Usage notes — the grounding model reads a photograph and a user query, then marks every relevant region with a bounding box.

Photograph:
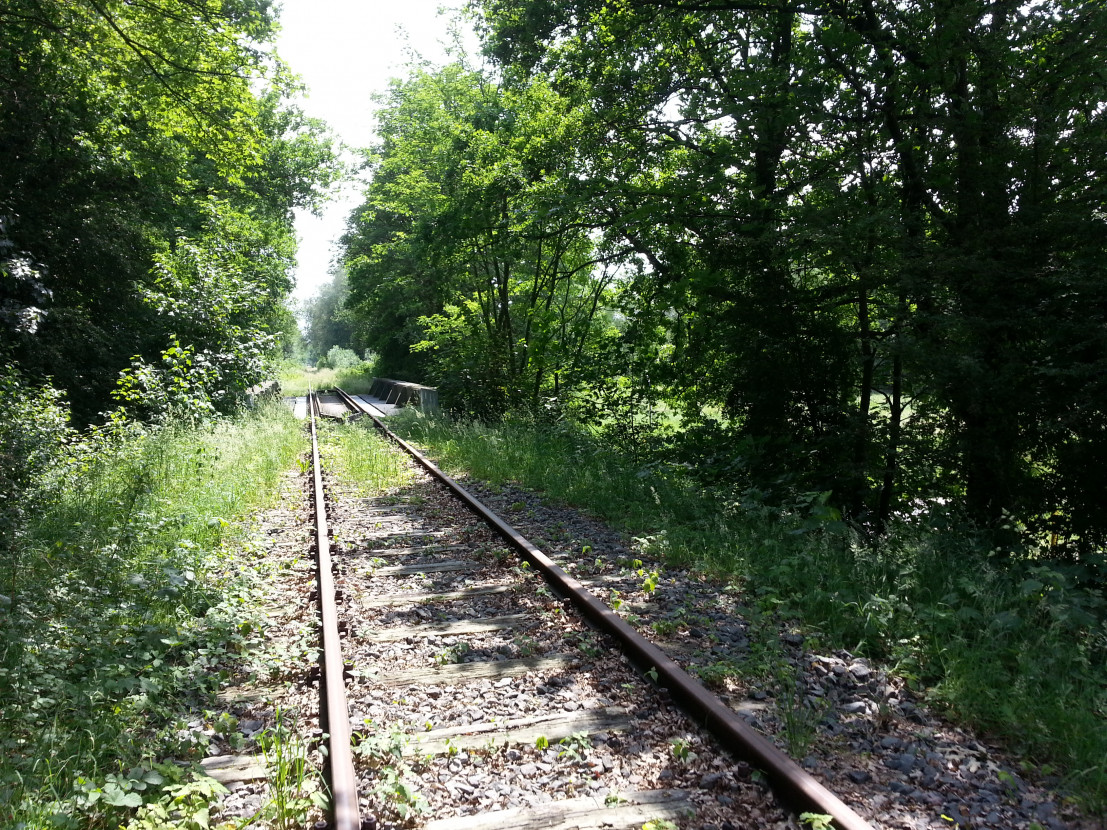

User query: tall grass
[388,409,1107,814]
[0,401,305,828]
[317,420,416,497]
[279,363,377,397]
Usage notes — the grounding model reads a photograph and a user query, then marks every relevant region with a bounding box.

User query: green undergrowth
[0,401,305,829]
[278,363,376,397]
[316,420,416,497]
[387,409,1107,815]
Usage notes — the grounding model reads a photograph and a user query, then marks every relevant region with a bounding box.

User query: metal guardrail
[366,378,438,411]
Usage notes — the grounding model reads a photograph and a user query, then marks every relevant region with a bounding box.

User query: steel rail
[308,392,361,830]
[334,387,873,830]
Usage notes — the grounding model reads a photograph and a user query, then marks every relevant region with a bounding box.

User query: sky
[274,0,476,306]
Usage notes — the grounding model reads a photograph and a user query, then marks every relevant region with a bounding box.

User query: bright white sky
[274,0,476,306]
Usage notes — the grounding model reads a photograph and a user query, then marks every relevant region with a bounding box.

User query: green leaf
[103,788,143,808]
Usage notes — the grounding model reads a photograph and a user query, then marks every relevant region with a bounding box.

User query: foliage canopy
[1,0,340,422]
[338,0,1107,554]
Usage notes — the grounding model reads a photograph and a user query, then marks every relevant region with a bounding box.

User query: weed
[652,619,678,637]
[670,737,698,763]
[484,547,512,565]
[535,735,550,750]
[558,731,592,761]
[128,769,229,830]
[316,419,414,497]
[572,632,603,659]
[257,709,323,829]
[213,712,238,737]
[278,362,377,397]
[434,642,470,665]
[515,635,541,657]
[372,766,430,822]
[0,402,305,828]
[354,724,407,768]
[997,769,1020,797]
[800,813,834,830]
[354,723,431,822]
[758,628,823,758]
[694,660,740,690]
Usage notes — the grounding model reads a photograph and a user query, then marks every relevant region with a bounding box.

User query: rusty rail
[308,391,361,830]
[334,387,873,830]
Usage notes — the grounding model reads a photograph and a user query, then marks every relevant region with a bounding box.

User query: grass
[278,362,377,397]
[0,401,305,829]
[316,419,416,497]
[387,409,1107,815]
[257,709,319,830]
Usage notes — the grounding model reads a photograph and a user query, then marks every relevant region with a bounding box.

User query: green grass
[0,401,306,829]
[317,420,416,497]
[278,362,377,397]
[387,409,1107,815]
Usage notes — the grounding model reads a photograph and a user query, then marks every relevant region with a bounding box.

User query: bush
[0,401,304,827]
[0,368,74,600]
[326,346,362,369]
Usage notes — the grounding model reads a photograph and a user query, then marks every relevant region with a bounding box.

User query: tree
[343,63,619,415]
[474,0,1107,545]
[303,267,358,362]
[0,0,339,421]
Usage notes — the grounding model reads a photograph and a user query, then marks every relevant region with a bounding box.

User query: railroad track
[304,388,873,830]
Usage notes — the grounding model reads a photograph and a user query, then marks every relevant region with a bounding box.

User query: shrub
[326,346,362,370]
[0,368,74,600]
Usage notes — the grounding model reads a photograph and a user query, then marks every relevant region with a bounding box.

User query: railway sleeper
[327,479,797,829]
[301,389,870,830]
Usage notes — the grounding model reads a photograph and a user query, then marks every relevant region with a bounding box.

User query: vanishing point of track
[304,388,873,830]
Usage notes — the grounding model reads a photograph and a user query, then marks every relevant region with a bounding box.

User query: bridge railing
[367,378,438,411]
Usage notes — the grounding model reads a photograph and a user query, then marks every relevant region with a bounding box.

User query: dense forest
[335,0,1107,552]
